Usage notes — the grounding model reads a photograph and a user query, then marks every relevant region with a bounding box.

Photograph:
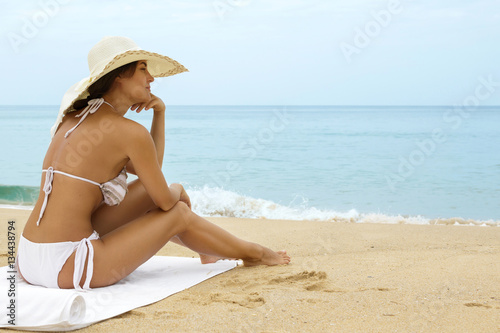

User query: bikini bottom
[16,231,100,290]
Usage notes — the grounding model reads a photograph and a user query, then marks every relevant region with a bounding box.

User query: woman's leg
[169,235,228,264]
[91,179,232,263]
[91,179,155,236]
[58,201,290,288]
[92,179,240,264]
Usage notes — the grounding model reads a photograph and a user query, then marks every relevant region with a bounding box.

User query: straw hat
[51,36,188,137]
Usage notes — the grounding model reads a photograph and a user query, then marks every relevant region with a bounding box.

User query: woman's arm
[150,109,165,167]
[126,94,166,174]
[124,96,191,209]
[125,122,180,211]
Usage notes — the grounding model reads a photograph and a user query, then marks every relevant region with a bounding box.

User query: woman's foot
[200,246,291,266]
[243,247,291,267]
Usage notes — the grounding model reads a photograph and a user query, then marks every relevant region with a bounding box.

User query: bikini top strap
[64,98,106,138]
[36,168,102,226]
[49,169,102,187]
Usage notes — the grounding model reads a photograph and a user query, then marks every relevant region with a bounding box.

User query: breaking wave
[188,186,499,227]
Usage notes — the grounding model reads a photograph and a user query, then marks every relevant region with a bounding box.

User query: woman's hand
[170,183,191,209]
[131,93,165,113]
[179,185,192,209]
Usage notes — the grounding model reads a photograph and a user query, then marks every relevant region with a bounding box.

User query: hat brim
[96,50,188,83]
[69,50,188,114]
[51,50,188,137]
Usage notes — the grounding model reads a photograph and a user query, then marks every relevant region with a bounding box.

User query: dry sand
[1,208,499,332]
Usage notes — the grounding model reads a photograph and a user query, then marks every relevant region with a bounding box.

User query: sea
[1,105,499,227]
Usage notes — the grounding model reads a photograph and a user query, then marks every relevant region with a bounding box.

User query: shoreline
[0,203,498,227]
[1,207,499,332]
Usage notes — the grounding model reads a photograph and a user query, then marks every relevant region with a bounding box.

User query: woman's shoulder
[106,115,149,137]
[106,116,151,148]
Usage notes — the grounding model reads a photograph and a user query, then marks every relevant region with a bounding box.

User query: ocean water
[0,105,499,226]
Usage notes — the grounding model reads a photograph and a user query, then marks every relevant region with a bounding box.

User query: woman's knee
[166,201,192,229]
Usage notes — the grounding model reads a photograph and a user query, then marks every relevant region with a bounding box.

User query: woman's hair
[72,61,138,110]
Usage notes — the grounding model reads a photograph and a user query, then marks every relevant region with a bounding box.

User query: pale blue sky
[0,0,499,105]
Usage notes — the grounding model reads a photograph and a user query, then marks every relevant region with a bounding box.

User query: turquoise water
[1,105,499,225]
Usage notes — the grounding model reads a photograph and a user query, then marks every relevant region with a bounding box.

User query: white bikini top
[36,98,128,226]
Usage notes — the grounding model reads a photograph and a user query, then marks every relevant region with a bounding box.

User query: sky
[0,0,499,106]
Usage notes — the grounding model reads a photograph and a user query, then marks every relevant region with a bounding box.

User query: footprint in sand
[269,270,329,291]
[269,270,327,283]
[222,277,241,287]
[154,310,188,319]
[205,291,266,309]
[464,302,492,309]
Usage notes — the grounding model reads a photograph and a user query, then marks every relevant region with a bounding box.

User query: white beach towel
[0,256,239,331]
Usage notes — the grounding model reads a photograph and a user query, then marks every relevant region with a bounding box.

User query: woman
[17,36,290,290]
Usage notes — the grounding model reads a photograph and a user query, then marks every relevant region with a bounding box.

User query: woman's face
[119,60,154,104]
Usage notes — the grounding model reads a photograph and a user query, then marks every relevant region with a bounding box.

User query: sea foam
[188,186,500,227]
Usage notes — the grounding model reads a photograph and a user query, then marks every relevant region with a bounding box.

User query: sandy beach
[1,207,499,332]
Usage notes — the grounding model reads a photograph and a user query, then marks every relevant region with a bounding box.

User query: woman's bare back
[23,105,136,243]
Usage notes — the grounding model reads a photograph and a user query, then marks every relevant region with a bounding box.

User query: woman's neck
[102,92,130,116]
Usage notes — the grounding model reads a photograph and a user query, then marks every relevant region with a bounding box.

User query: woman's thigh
[59,202,192,289]
[91,179,156,236]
